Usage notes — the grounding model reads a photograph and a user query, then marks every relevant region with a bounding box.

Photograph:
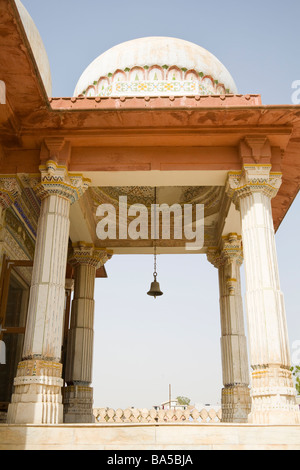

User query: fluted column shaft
[22,194,70,360]
[208,234,250,422]
[7,161,89,424]
[227,164,299,424]
[63,244,110,423]
[66,263,96,385]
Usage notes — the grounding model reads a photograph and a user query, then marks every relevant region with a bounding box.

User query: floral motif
[79,65,229,97]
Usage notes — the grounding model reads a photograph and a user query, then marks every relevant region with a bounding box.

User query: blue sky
[22,0,300,408]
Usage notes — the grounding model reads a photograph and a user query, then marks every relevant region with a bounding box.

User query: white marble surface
[74,37,238,97]
[1,423,300,450]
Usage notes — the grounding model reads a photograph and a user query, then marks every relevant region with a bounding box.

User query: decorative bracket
[239,136,271,164]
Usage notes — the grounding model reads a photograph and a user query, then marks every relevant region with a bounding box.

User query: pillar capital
[207,233,243,269]
[221,233,243,266]
[69,243,112,269]
[0,175,22,209]
[207,234,243,298]
[33,160,90,204]
[226,165,282,207]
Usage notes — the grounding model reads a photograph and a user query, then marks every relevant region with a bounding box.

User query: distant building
[153,399,189,411]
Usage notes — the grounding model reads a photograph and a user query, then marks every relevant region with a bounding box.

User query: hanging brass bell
[147,274,163,299]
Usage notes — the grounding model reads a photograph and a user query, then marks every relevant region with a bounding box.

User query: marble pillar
[208,234,251,422]
[63,243,111,423]
[227,163,300,424]
[7,161,89,424]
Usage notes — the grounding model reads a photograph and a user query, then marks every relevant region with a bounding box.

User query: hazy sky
[21,0,300,409]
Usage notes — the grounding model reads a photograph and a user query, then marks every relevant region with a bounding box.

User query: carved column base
[221,385,251,423]
[63,385,95,423]
[248,367,300,424]
[7,360,63,424]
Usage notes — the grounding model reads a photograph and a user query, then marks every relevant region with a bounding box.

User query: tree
[176,396,191,406]
[291,366,300,395]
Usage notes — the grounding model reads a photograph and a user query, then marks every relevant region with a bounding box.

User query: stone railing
[93,407,222,424]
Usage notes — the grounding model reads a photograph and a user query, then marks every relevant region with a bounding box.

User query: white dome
[15,0,52,96]
[74,37,237,98]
